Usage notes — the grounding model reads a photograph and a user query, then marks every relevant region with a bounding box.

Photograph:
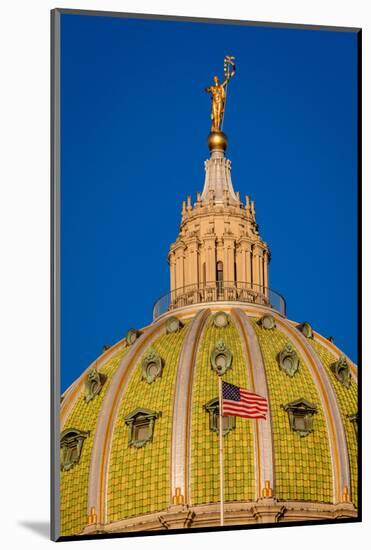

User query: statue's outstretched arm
[221,75,231,88]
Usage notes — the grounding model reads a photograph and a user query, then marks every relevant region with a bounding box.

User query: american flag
[222,381,268,419]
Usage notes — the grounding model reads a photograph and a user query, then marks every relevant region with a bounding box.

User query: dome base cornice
[153,300,286,324]
[81,500,357,535]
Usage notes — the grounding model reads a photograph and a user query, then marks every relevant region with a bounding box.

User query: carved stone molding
[141,348,164,384]
[277,342,299,377]
[81,499,357,534]
[210,339,233,375]
[159,506,196,529]
[126,328,141,346]
[84,367,106,402]
[258,314,276,330]
[331,355,351,388]
[252,498,286,523]
[166,316,183,334]
[296,322,314,339]
[213,311,229,328]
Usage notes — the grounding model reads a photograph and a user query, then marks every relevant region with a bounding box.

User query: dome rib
[60,346,129,536]
[232,308,274,500]
[61,340,127,427]
[273,315,351,504]
[170,309,210,505]
[308,339,358,508]
[86,317,168,528]
[189,312,256,507]
[60,303,358,535]
[285,319,357,381]
[106,320,190,522]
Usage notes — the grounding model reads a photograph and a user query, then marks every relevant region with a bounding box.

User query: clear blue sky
[60,13,358,392]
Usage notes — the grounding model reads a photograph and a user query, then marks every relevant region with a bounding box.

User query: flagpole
[218,375,224,526]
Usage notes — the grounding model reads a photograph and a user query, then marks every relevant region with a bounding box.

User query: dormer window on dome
[282,399,317,437]
[204,397,236,436]
[124,408,161,448]
[60,428,89,471]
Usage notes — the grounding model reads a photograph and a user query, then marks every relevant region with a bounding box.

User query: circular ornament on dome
[297,322,313,339]
[141,348,163,384]
[166,316,183,334]
[126,328,141,346]
[331,355,351,388]
[213,311,229,328]
[258,314,276,330]
[210,339,233,375]
[278,342,299,377]
[84,367,106,403]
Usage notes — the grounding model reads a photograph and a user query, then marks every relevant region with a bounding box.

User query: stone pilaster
[236,238,252,286]
[223,235,235,283]
[169,251,176,293]
[183,237,199,287]
[158,506,196,529]
[252,498,286,523]
[204,235,216,285]
[263,250,269,291]
[175,243,185,290]
[252,245,260,289]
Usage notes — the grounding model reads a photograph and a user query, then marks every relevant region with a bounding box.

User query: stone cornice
[180,204,252,226]
[81,499,357,534]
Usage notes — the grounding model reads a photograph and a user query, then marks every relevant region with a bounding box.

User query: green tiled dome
[60,306,358,536]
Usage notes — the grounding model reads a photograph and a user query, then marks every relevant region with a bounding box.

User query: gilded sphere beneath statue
[208,131,228,151]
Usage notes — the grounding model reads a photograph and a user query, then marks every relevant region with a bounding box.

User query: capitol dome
[60,131,358,537]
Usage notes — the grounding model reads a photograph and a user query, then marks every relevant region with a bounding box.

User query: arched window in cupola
[216,261,224,294]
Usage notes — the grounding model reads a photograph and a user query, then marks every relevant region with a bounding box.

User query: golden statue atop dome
[205,56,236,133]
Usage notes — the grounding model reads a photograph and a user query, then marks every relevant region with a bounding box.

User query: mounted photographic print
[51,8,361,541]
